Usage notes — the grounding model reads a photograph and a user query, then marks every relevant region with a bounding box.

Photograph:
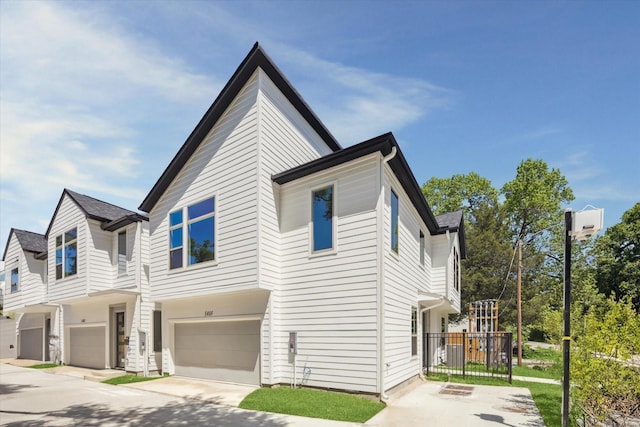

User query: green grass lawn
[27,363,60,369]
[102,374,162,385]
[239,387,386,423]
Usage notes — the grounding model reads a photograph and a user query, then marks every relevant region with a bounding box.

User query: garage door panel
[174,321,260,385]
[19,328,43,360]
[70,327,105,369]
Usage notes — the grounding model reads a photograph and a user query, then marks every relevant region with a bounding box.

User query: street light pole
[562,209,572,427]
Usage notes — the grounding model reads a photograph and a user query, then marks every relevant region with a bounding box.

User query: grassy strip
[102,374,162,385]
[239,387,385,423]
[27,363,60,369]
[427,374,561,427]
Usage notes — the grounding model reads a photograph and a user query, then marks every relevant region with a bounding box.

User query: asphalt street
[0,363,315,427]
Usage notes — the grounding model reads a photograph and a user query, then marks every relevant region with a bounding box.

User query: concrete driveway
[366,381,545,427]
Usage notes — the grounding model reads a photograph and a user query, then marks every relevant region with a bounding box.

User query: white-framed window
[391,190,399,254]
[453,246,460,292]
[311,184,335,253]
[411,306,418,356]
[10,267,19,293]
[55,227,77,280]
[419,231,425,266]
[118,231,127,275]
[169,197,215,269]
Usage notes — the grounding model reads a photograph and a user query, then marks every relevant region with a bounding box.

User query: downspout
[419,298,447,380]
[378,146,397,401]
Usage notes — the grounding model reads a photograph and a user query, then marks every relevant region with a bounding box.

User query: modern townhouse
[2,228,50,361]
[138,43,465,396]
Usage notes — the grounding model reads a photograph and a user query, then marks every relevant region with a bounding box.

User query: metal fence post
[462,331,466,378]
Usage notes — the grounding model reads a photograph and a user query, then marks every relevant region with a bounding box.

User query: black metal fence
[423,332,513,383]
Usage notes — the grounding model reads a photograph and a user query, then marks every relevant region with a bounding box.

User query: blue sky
[1,0,638,257]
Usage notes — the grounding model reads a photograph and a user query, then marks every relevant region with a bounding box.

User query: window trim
[168,195,217,271]
[309,181,337,257]
[55,227,78,280]
[390,189,399,255]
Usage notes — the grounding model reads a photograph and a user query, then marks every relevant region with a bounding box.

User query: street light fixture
[562,206,604,427]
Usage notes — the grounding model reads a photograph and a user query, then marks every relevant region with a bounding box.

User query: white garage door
[19,328,42,360]
[69,327,105,369]
[174,321,260,385]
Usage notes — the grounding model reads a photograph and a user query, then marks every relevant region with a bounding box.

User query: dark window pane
[65,242,77,276]
[153,311,162,352]
[170,227,183,249]
[420,231,425,265]
[188,197,215,220]
[65,228,77,241]
[118,232,126,255]
[56,248,62,266]
[56,235,62,247]
[56,264,63,280]
[11,268,18,292]
[391,191,399,253]
[312,186,333,251]
[169,210,183,227]
[170,248,182,269]
[188,216,215,265]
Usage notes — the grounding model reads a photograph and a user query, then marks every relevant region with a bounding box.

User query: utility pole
[517,239,523,367]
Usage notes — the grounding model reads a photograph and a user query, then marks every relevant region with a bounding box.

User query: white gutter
[378,146,397,401]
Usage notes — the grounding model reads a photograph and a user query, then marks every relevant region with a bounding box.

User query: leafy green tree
[595,202,640,312]
[571,298,640,423]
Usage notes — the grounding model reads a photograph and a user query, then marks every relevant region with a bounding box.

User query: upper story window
[311,185,334,252]
[55,227,77,280]
[10,267,19,293]
[453,246,460,292]
[169,197,215,270]
[419,231,425,266]
[391,190,399,254]
[118,231,127,274]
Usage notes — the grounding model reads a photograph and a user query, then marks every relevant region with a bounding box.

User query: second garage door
[19,328,42,360]
[174,321,260,385]
[69,327,105,369]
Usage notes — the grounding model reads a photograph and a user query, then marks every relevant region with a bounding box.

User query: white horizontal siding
[87,221,112,292]
[275,156,379,393]
[47,196,87,303]
[149,72,261,301]
[3,235,46,311]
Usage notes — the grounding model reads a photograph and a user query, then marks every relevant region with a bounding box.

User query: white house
[138,43,465,396]
[2,228,50,361]
[42,189,154,373]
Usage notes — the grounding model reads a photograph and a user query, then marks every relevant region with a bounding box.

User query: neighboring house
[138,43,465,396]
[42,189,153,373]
[2,228,50,361]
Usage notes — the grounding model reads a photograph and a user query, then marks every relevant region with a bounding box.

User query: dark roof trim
[101,213,148,232]
[273,132,443,235]
[45,189,143,238]
[139,42,341,213]
[2,228,47,262]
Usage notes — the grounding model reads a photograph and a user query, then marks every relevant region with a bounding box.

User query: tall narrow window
[453,247,460,291]
[56,227,77,280]
[169,197,215,269]
[153,310,162,352]
[419,231,425,266]
[118,231,127,274]
[10,268,19,293]
[312,185,334,252]
[391,190,399,253]
[169,210,183,269]
[411,306,418,356]
[188,197,215,265]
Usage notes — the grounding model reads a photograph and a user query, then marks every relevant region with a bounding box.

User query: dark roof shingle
[2,228,47,261]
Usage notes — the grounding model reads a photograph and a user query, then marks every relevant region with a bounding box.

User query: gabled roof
[436,210,467,259]
[272,132,466,257]
[45,189,148,238]
[139,42,341,213]
[2,228,47,262]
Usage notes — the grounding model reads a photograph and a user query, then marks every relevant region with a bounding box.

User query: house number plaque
[204,310,214,317]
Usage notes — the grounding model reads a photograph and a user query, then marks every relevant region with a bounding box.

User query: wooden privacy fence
[423,332,513,383]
